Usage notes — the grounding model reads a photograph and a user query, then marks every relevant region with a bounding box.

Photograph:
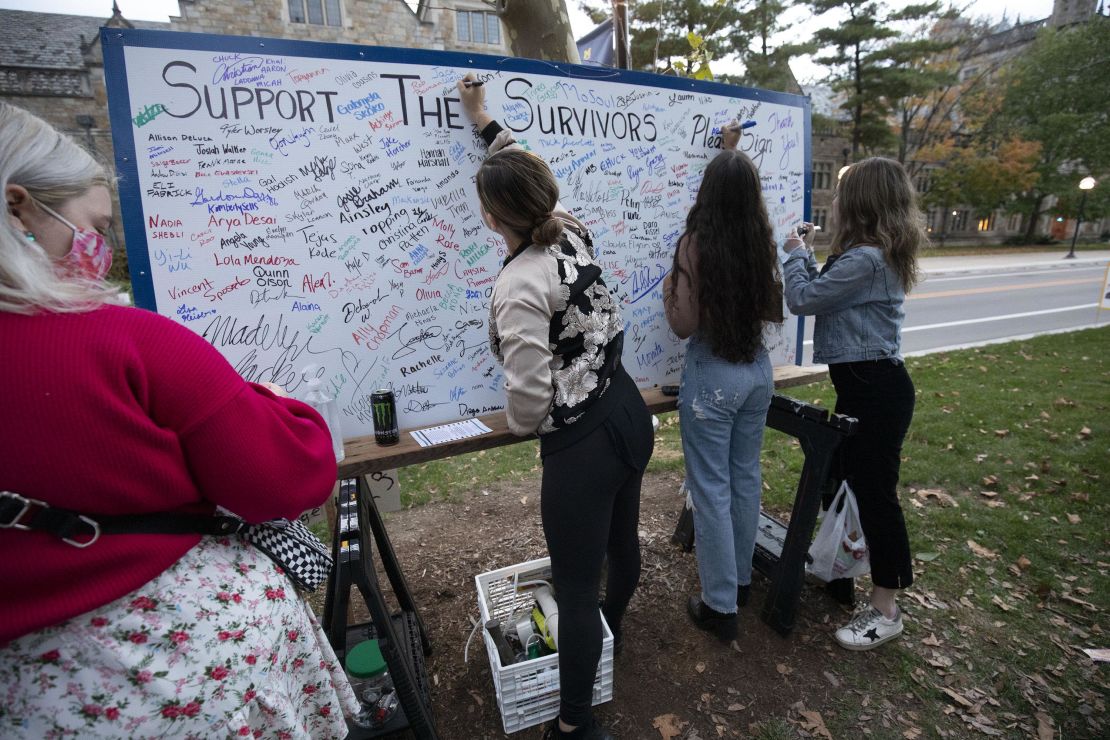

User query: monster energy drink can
[371,389,399,446]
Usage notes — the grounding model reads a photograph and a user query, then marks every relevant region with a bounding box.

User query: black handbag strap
[0,491,246,548]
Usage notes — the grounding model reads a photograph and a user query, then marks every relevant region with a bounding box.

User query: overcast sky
[0,0,1057,82]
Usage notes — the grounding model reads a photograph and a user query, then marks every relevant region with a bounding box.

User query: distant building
[802,0,1106,247]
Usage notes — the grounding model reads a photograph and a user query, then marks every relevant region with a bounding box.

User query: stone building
[0,1,509,277]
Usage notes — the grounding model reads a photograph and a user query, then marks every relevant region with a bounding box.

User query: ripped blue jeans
[678,336,773,614]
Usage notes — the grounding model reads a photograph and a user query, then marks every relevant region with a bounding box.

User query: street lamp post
[1065,176,1097,259]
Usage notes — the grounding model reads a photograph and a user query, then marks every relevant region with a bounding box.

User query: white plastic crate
[475,557,614,734]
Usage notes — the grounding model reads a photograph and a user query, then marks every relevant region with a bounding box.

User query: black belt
[0,491,245,548]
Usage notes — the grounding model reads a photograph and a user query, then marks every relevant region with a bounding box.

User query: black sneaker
[686,595,738,643]
[541,716,615,739]
[737,584,751,608]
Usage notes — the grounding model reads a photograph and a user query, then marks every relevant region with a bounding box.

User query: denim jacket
[782,245,905,364]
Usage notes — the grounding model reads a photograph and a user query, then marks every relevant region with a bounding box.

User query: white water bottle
[302,367,345,463]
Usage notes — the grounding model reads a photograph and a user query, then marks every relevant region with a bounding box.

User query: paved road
[795,251,1110,361]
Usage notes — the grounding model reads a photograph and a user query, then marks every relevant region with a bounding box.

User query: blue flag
[577,17,615,66]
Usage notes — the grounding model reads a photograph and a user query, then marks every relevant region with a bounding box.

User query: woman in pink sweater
[0,103,357,737]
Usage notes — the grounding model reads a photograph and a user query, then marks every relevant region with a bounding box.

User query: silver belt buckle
[62,515,101,548]
[0,491,100,547]
[0,491,42,529]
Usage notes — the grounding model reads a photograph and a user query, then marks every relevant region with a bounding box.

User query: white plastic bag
[807,480,870,581]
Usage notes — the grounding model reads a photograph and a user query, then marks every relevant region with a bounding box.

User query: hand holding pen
[457,73,493,129]
[721,119,756,150]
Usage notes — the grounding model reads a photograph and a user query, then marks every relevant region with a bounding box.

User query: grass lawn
[401,327,1108,737]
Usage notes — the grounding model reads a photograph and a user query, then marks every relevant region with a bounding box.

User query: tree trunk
[1024,193,1046,241]
[496,0,581,63]
[852,42,863,159]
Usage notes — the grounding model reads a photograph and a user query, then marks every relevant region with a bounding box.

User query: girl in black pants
[782,157,925,650]
[458,75,653,739]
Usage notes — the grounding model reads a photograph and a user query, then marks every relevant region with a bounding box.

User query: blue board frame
[101,27,811,362]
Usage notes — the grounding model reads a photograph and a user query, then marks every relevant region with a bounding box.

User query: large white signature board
[104,29,810,438]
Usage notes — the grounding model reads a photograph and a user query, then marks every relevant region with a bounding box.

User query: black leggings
[540,400,652,726]
[830,359,916,590]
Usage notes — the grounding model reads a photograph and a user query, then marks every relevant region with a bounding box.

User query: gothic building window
[813,161,833,191]
[951,210,968,231]
[812,208,828,232]
[458,10,501,45]
[289,0,341,26]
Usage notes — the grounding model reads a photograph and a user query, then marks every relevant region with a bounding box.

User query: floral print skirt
[0,536,359,739]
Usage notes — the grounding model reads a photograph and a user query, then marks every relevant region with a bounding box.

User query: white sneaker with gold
[834,606,903,650]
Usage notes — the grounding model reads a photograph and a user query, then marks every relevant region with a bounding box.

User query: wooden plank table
[338,364,827,477]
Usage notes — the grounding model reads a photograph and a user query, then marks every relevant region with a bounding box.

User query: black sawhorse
[322,477,439,739]
[672,394,857,635]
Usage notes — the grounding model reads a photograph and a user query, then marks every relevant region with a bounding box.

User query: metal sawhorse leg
[322,478,438,739]
[672,394,857,635]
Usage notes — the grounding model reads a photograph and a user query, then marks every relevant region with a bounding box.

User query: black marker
[463,80,485,88]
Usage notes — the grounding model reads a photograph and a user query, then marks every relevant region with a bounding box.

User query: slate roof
[0,9,167,70]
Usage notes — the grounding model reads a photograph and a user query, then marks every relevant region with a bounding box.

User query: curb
[921,256,1108,277]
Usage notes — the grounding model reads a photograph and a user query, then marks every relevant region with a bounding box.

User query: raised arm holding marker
[725,120,757,133]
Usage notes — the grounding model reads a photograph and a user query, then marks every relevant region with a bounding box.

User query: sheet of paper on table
[410,419,493,448]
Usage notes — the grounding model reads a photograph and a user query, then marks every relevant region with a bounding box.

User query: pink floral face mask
[36,201,113,281]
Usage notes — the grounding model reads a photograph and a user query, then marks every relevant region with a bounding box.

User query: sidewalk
[919,249,1110,275]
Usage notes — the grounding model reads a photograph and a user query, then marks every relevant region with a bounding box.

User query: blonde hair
[475,149,564,247]
[832,157,925,293]
[0,102,117,313]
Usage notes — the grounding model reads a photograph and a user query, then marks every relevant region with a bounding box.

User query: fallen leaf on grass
[1060,594,1097,612]
[519,496,528,505]
[1076,426,1092,440]
[1067,513,1081,524]
[1016,555,1032,570]
[1052,397,1075,408]
[796,709,833,739]
[941,687,975,708]
[991,595,1013,612]
[915,551,940,562]
[776,663,793,675]
[1035,711,1054,740]
[967,540,998,559]
[994,429,1010,438]
[466,689,484,706]
[1082,648,1110,662]
[927,654,953,668]
[922,633,942,646]
[979,490,998,498]
[695,662,706,674]
[916,488,959,507]
[981,474,999,487]
[652,714,686,740]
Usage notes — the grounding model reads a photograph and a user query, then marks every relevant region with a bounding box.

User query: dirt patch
[350,469,866,739]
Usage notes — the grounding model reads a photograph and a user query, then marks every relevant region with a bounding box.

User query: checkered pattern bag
[243,518,333,592]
